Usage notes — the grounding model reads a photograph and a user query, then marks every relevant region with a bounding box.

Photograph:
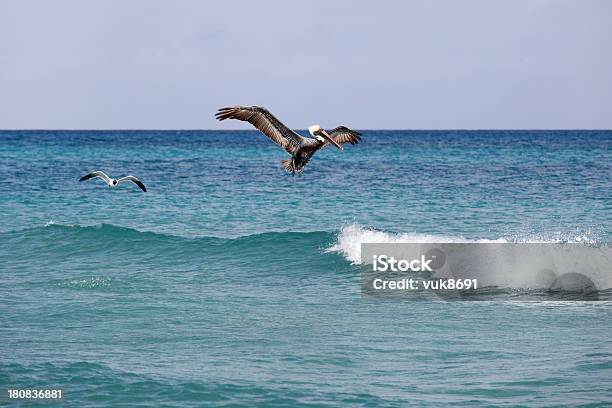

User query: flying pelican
[215,106,361,174]
[79,171,147,192]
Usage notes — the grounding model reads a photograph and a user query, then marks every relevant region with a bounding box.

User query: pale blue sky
[0,0,610,129]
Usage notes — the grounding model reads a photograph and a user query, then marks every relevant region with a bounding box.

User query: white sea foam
[328,224,602,265]
[44,220,76,228]
[327,224,506,264]
[327,224,610,290]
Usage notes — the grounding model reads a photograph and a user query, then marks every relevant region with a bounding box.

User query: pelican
[79,171,147,192]
[215,106,361,174]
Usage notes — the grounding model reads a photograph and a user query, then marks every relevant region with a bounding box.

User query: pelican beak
[320,130,343,150]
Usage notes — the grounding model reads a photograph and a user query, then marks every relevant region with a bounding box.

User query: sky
[0,0,610,129]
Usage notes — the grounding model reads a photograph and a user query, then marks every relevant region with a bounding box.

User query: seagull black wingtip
[135,181,147,192]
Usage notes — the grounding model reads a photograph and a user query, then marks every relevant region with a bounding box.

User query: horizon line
[1,128,611,132]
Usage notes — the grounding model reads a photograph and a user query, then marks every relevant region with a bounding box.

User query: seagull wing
[325,126,362,147]
[117,176,147,192]
[215,106,306,154]
[79,171,111,183]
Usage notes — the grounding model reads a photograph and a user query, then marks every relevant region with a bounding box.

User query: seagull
[79,171,147,192]
[215,105,361,174]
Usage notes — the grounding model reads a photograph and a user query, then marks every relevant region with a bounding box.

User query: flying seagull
[215,106,361,174]
[79,171,147,192]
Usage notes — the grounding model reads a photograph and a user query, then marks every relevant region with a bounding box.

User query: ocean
[1,130,611,406]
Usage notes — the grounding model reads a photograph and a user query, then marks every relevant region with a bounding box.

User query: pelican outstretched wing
[326,126,362,146]
[215,106,305,154]
[79,171,111,183]
[117,176,147,192]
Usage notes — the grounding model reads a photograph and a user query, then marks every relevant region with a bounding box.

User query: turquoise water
[1,130,611,406]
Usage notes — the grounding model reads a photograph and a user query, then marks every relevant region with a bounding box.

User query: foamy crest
[503,231,599,245]
[326,224,603,264]
[327,224,610,290]
[44,220,76,228]
[327,224,506,264]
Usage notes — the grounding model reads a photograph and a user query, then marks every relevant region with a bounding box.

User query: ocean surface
[1,130,611,406]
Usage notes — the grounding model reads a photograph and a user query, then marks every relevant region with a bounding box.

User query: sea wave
[3,222,608,292]
[1,222,335,263]
[7,221,323,243]
[326,224,611,293]
[327,224,602,265]
[3,221,603,263]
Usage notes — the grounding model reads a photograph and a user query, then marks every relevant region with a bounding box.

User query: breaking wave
[327,224,602,265]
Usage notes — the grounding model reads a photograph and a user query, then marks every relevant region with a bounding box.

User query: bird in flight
[79,171,147,192]
[215,106,361,174]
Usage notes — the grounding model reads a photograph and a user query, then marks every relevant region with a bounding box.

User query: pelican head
[308,125,342,150]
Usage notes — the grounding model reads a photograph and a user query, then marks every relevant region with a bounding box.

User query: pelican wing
[327,126,362,146]
[215,106,305,154]
[117,176,147,192]
[79,171,111,183]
